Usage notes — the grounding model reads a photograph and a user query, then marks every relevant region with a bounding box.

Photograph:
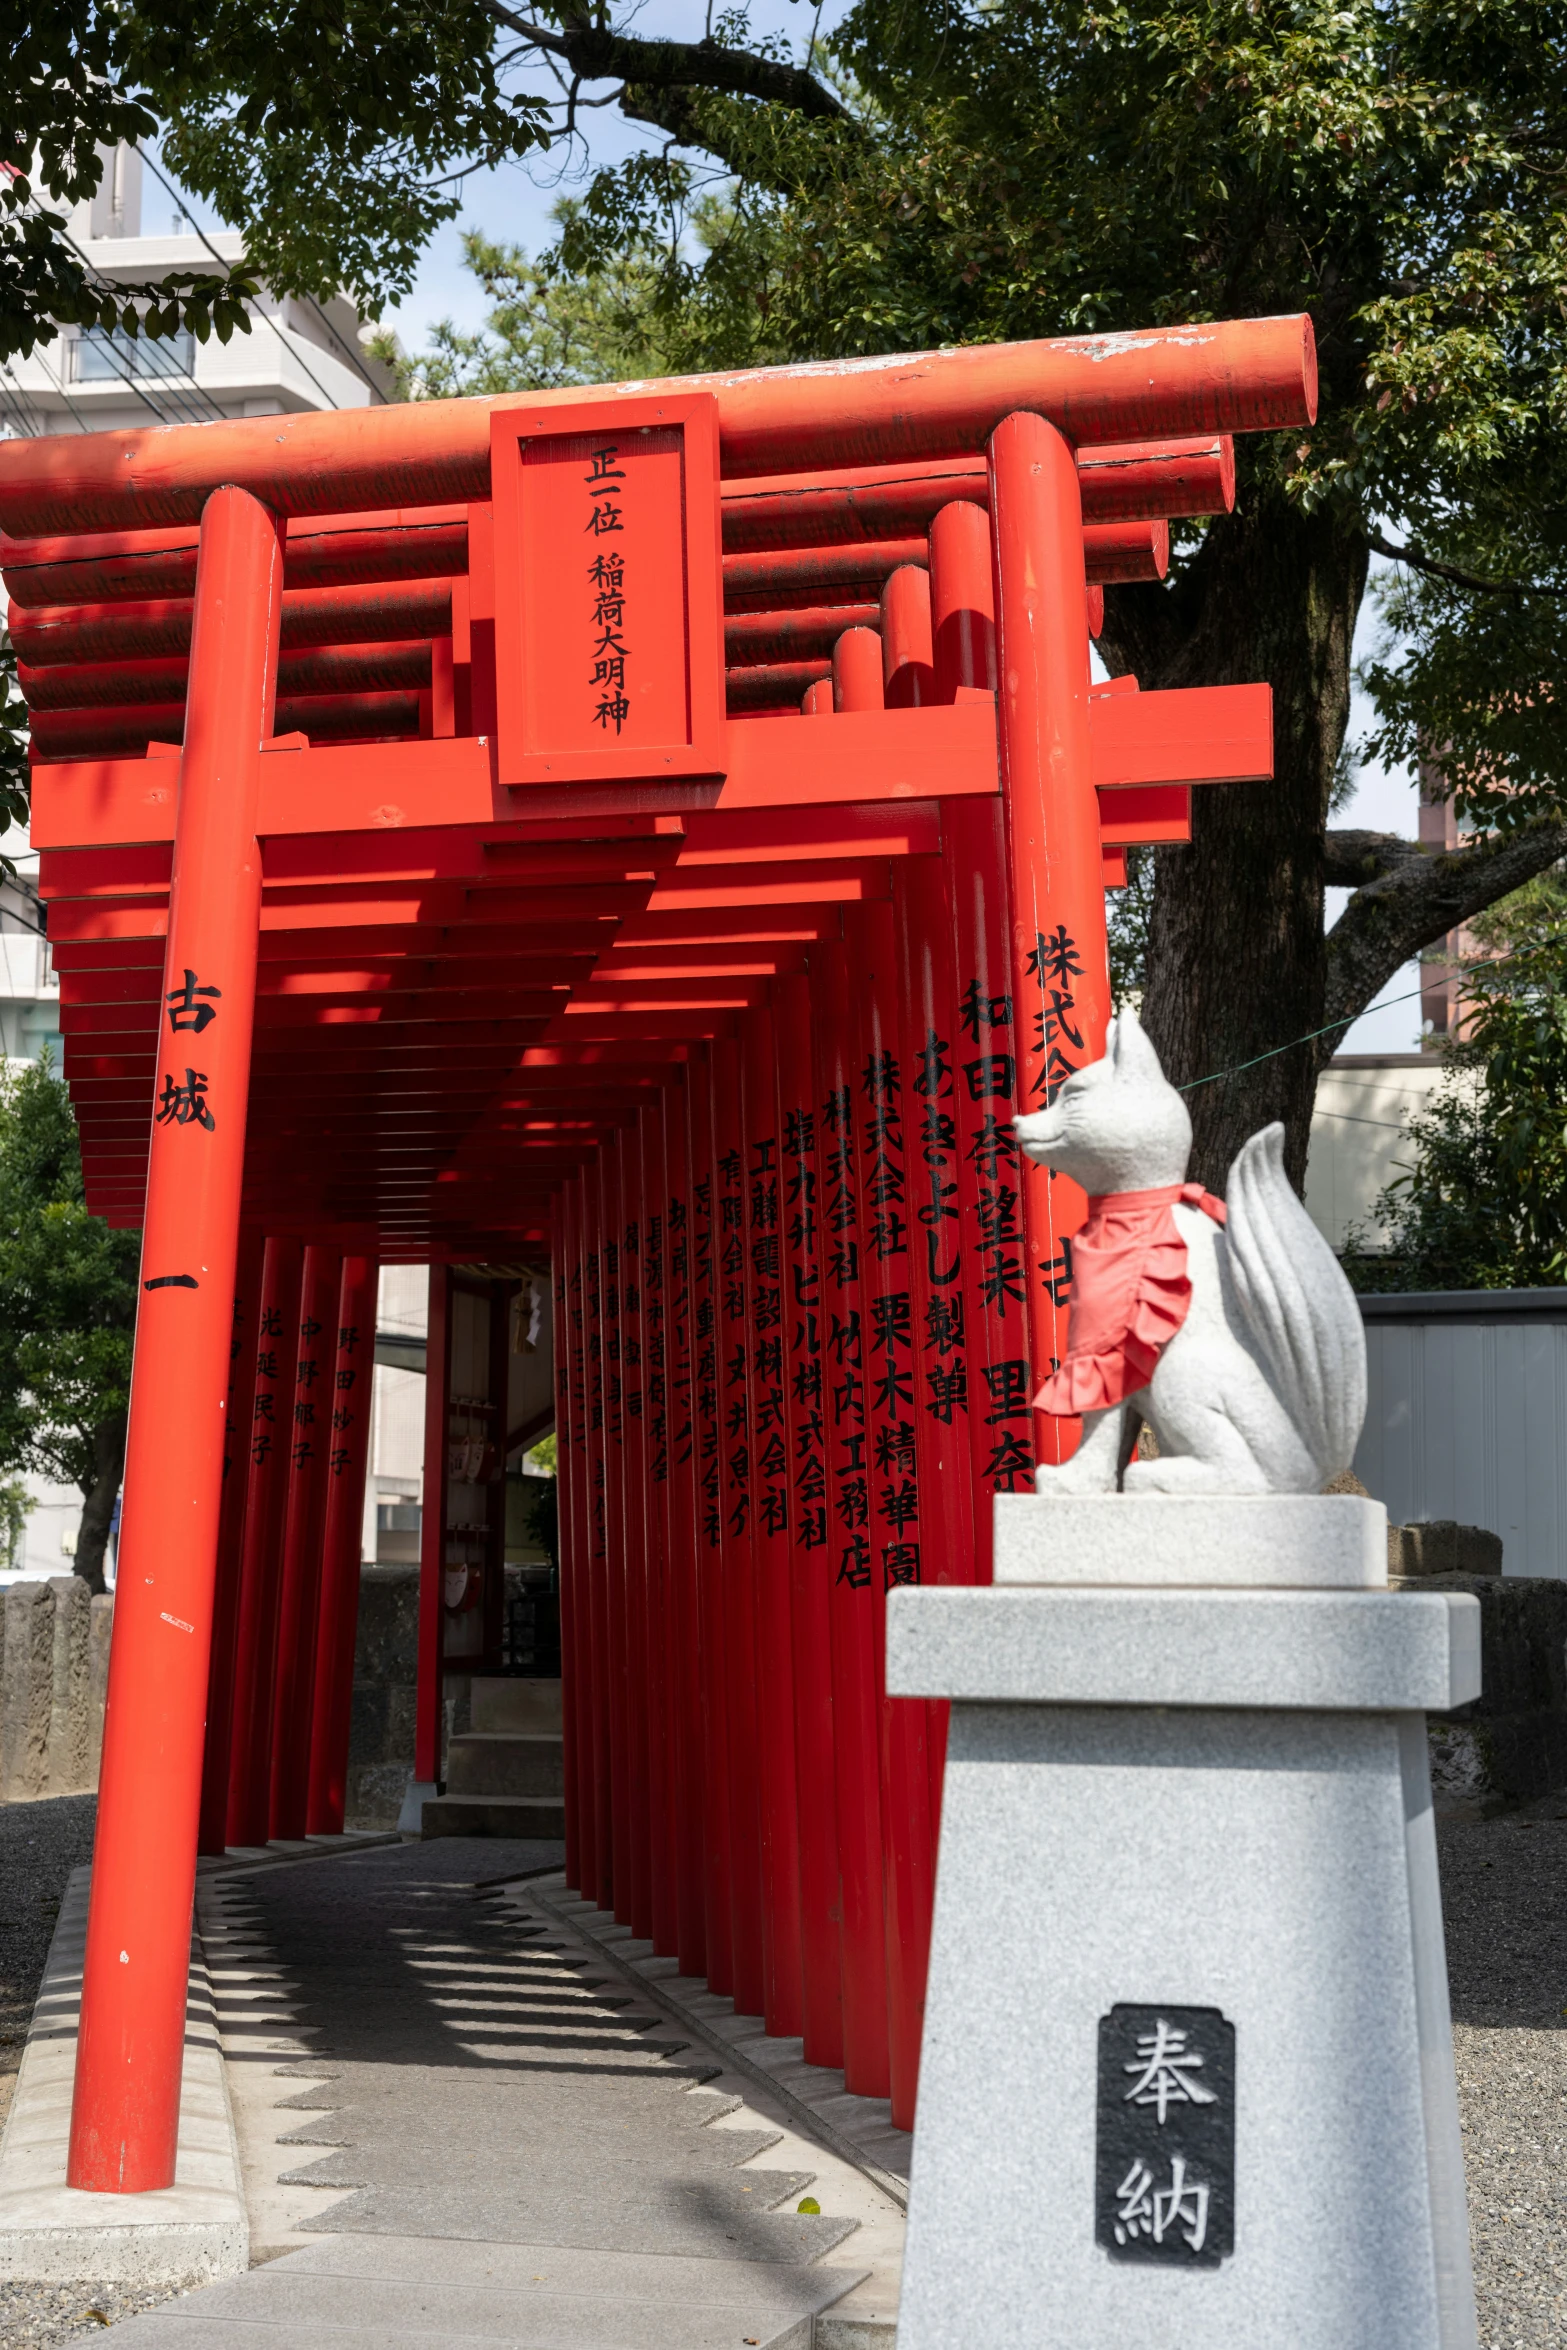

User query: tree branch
[618,83,722,156]
[478,0,852,121]
[1368,530,1567,599]
[1322,828,1427,887]
[611,81,807,191]
[1322,817,1567,1058]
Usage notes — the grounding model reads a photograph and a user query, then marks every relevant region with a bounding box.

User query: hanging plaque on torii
[490,392,725,787]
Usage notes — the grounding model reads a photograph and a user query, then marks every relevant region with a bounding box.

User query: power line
[301,293,387,405]
[1,342,95,435]
[134,146,374,413]
[0,366,49,436]
[1312,1108,1422,1134]
[1179,985,1428,1094]
[58,222,225,428]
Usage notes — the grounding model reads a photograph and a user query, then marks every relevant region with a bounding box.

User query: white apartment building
[0,144,398,1581]
[0,867,58,1066]
[0,143,391,435]
[369,1267,433,1568]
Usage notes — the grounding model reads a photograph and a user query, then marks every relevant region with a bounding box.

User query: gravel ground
[2,1790,1567,2340]
[0,2282,194,2347]
[0,1799,201,2347]
[1441,1796,1567,2349]
[0,1795,97,2137]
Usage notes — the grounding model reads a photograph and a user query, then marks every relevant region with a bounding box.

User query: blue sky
[378,0,855,346]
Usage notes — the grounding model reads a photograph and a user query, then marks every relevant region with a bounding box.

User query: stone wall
[1,1563,422,1823]
[11,1552,1565,1827]
[1,1564,422,1823]
[1,1578,111,1799]
[1384,1515,1567,1813]
[1417,1572,1567,1815]
[346,1563,419,1829]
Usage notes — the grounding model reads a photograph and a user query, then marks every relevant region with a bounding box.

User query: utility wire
[68,322,221,430]
[0,366,49,436]
[0,894,48,940]
[1312,1108,1421,1133]
[1177,985,1428,1093]
[3,339,97,435]
[59,220,224,428]
[301,293,387,404]
[51,195,224,427]
[134,146,373,413]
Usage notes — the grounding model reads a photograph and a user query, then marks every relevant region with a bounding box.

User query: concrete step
[816,2313,897,2346]
[421,1791,567,1839]
[444,1730,564,1797]
[108,2233,872,2348]
[471,1675,563,1733]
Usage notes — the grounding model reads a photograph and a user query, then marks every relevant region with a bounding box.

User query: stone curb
[0,1866,249,2284]
[524,1873,912,2212]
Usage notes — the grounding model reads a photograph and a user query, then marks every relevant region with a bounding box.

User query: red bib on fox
[1033,1182,1227,1416]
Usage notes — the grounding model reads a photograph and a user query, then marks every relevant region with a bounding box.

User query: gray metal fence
[1355,1290,1567,1579]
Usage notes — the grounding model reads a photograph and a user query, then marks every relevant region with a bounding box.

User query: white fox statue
[1013,1006,1367,1495]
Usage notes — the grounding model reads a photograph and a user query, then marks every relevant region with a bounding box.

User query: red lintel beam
[12,516,1165,697]
[20,639,434,713]
[12,579,451,670]
[0,509,469,610]
[723,520,1165,614]
[727,661,831,713]
[720,442,1231,551]
[30,690,422,764]
[725,547,928,611]
[0,317,1312,535]
[726,605,880,670]
[1,441,1222,613]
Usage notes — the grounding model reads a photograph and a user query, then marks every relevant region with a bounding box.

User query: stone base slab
[992,1493,1388,1588]
[0,1866,248,2283]
[888,1585,1481,1713]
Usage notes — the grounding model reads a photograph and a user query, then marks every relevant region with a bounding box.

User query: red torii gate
[0,313,1313,2187]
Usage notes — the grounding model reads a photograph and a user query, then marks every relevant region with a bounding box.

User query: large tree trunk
[1099,485,1369,1193]
[74,1408,126,1598]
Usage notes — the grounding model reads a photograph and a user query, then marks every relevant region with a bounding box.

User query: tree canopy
[11,0,1567,1192]
[372,206,672,400]
[0,1056,140,1591]
[361,0,1567,1178]
[1344,876,1567,1290]
[4,3,256,364]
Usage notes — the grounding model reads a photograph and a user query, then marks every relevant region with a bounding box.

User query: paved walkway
[107,1841,901,2348]
[5,1798,1567,2343]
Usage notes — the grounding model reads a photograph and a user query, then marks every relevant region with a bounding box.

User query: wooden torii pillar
[0,313,1314,2186]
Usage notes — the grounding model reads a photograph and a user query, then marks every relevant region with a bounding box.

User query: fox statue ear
[1108,1002,1165,1083]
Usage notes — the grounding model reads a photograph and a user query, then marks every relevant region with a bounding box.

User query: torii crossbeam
[0,312,1314,2185]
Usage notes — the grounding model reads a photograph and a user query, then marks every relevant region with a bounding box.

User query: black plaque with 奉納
[1095,2003,1235,2267]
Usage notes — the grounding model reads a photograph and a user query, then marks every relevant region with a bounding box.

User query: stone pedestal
[888,1496,1480,2350]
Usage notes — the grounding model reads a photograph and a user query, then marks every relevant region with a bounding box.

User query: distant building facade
[1416,766,1484,1045]
[0,867,57,1067]
[0,143,390,437]
[1303,1054,1453,1254]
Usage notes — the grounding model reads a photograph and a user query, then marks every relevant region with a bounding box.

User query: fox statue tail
[1224,1123,1367,1483]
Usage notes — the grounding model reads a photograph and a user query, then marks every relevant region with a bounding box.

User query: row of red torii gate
[0,314,1315,2189]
